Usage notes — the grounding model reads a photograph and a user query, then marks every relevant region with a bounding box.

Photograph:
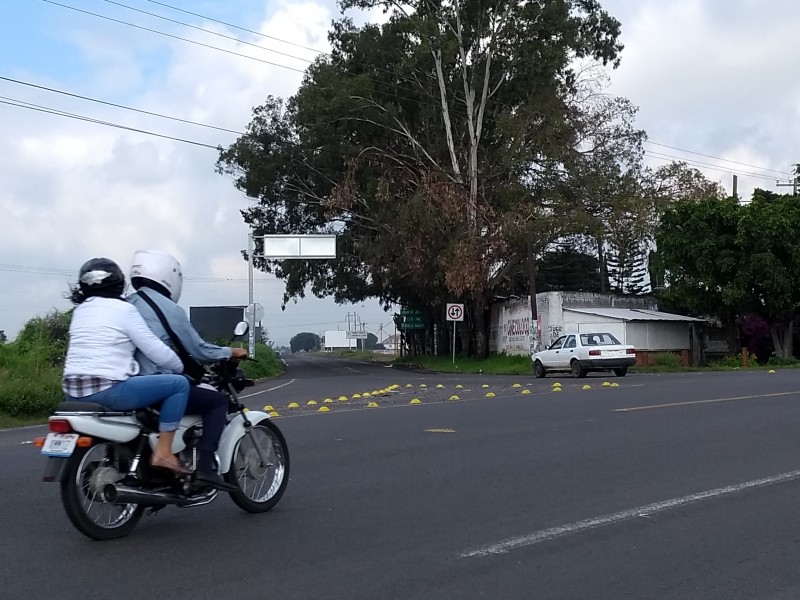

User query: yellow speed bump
[455,384,464,389]
[602,381,611,387]
[520,389,532,395]
[410,398,422,405]
[287,402,300,409]
[317,406,330,412]
[268,411,280,417]
[420,384,427,388]
[306,400,318,406]
[263,405,275,411]
[769,369,777,374]
[436,384,445,389]
[552,382,562,387]
[406,384,414,388]
[352,393,361,399]
[323,398,334,403]
[448,395,460,401]
[481,384,490,388]
[367,401,379,408]
[485,392,496,397]
[610,382,620,387]
[362,392,372,397]
[512,383,522,388]
[582,385,592,390]
[553,388,562,393]
[338,396,348,401]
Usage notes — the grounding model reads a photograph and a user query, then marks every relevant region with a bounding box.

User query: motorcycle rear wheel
[225,421,289,513]
[61,443,144,540]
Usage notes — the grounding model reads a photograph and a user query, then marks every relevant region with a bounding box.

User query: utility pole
[776,163,800,196]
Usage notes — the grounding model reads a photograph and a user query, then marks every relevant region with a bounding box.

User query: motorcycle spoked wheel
[225,420,290,513]
[61,442,145,540]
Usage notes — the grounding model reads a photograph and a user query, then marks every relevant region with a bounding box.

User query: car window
[580,333,621,346]
[549,336,565,350]
[564,335,576,348]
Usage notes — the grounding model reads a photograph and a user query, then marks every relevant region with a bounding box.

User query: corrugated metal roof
[563,308,705,322]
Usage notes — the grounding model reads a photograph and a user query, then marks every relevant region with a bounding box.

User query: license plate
[41,433,79,457]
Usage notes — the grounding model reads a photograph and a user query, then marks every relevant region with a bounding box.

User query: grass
[393,353,532,375]
[391,351,800,376]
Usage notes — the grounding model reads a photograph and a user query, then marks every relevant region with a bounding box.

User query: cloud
[0,0,396,345]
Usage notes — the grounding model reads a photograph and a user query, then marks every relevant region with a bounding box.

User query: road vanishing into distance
[5,353,800,599]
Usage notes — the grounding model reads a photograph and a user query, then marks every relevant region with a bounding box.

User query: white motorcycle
[37,323,289,540]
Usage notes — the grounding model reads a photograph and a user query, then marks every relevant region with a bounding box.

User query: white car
[531,332,636,378]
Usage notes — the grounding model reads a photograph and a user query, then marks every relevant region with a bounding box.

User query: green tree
[0,330,7,344]
[656,192,800,358]
[218,0,625,358]
[16,309,73,367]
[290,332,322,353]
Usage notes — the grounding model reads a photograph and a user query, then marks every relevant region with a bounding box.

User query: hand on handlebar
[230,347,249,361]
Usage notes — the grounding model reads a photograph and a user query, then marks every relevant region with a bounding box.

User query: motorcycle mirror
[233,321,248,337]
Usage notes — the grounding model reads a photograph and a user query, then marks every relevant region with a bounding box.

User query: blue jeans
[75,375,190,432]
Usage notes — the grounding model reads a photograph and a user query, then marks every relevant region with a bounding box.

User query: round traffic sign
[447,304,464,320]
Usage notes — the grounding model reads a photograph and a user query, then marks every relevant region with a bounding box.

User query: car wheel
[613,367,628,377]
[571,359,587,378]
[533,361,546,378]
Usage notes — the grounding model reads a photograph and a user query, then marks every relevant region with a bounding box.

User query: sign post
[445,303,464,363]
[248,234,337,357]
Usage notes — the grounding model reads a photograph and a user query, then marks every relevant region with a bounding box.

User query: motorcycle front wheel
[225,420,289,513]
[61,442,144,540]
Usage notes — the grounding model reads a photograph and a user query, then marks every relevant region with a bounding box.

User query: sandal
[150,455,191,476]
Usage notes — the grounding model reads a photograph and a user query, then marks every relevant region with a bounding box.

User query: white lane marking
[346,367,360,373]
[459,468,800,558]
[0,424,47,433]
[240,379,296,399]
[20,441,33,445]
[281,359,288,367]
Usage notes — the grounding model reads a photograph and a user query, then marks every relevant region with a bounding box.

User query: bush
[768,355,800,366]
[0,342,63,417]
[240,344,284,379]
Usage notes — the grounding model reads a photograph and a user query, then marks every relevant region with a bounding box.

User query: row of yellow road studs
[262,378,632,416]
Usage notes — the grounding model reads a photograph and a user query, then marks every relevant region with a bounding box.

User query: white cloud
[0,0,396,345]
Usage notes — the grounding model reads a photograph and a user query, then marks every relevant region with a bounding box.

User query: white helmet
[130,250,183,302]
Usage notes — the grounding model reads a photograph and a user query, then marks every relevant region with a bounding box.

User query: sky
[0,0,797,345]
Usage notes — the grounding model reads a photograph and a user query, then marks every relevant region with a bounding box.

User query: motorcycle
[36,322,290,540]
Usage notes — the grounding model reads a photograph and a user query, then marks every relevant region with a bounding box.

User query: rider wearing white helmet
[127,250,246,491]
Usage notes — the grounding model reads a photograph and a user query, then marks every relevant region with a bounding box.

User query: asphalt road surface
[5,355,800,599]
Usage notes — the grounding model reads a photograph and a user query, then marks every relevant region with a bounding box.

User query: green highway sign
[399,307,426,330]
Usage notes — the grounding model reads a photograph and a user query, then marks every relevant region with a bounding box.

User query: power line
[0,76,244,135]
[644,151,779,181]
[41,0,307,74]
[0,263,276,283]
[644,141,790,176]
[41,0,448,114]
[140,0,326,55]
[0,96,221,149]
[101,0,315,67]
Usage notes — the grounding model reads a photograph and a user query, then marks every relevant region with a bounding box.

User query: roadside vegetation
[1,311,283,428]
[389,351,799,376]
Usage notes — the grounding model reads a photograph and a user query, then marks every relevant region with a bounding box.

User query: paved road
[4,356,800,599]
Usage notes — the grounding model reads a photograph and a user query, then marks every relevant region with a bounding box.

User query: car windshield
[580,333,621,346]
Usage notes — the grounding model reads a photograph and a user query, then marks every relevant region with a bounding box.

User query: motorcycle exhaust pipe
[104,483,183,506]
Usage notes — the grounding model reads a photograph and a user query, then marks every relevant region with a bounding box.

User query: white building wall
[489,291,687,354]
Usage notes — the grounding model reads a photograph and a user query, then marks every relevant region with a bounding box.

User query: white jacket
[63,297,183,380]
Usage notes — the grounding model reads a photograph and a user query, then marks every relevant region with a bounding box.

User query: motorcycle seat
[55,401,119,413]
